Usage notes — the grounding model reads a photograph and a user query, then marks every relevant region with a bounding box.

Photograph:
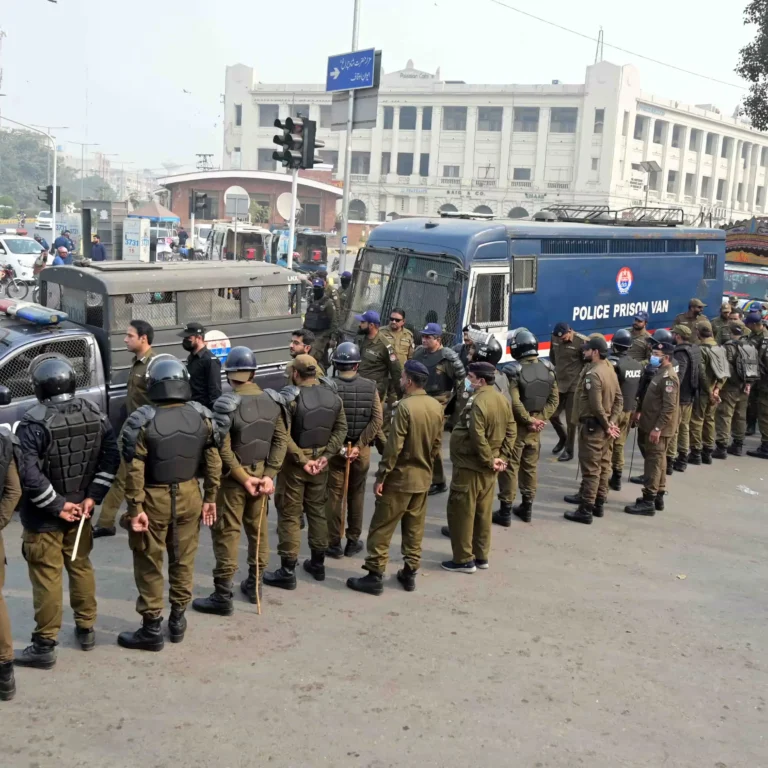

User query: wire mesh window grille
[470,274,506,325]
[667,240,697,253]
[513,257,537,293]
[43,283,104,327]
[610,239,662,254]
[541,239,609,255]
[112,292,177,329]
[703,253,717,280]
[243,285,299,319]
[184,289,242,324]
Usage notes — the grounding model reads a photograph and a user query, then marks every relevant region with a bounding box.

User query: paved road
[1,427,767,768]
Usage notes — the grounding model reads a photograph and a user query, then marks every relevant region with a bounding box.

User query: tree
[249,201,269,224]
[736,0,768,130]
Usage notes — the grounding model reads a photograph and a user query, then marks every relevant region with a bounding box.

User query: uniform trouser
[21,523,96,642]
[431,394,450,485]
[611,411,633,471]
[446,467,496,564]
[128,481,202,618]
[577,422,613,504]
[325,448,370,546]
[211,476,269,582]
[667,402,693,458]
[95,458,127,528]
[274,472,286,514]
[364,489,428,575]
[716,385,749,444]
[747,383,759,428]
[643,436,671,495]
[757,383,768,442]
[689,392,717,450]
[277,461,329,559]
[309,333,332,365]
[497,428,541,502]
[0,533,12,662]
[550,391,576,452]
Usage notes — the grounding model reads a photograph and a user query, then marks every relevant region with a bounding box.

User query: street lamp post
[68,140,100,202]
[30,123,69,186]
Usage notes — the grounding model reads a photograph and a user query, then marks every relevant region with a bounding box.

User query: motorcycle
[1,264,29,300]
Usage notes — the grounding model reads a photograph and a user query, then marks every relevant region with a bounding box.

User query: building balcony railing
[398,175,411,183]
[509,181,532,188]
[473,179,497,188]
[349,174,369,182]
[440,177,461,186]
[684,195,694,203]
[547,182,570,190]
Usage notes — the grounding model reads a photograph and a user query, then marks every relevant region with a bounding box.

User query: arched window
[438,203,458,213]
[349,199,367,220]
[508,206,529,219]
[473,205,493,215]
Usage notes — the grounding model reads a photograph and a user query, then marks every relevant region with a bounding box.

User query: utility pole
[30,123,68,186]
[68,140,100,202]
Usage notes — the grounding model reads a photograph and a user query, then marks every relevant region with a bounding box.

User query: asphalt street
[1,426,767,768]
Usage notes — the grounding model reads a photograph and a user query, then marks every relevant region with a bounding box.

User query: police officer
[355,310,402,402]
[441,361,515,572]
[627,311,652,361]
[118,357,222,652]
[625,335,680,516]
[379,307,415,438]
[673,298,708,331]
[550,322,589,461]
[346,360,444,595]
[746,311,768,459]
[303,279,337,363]
[180,321,222,409]
[338,270,353,316]
[325,342,383,558]
[0,422,23,700]
[564,337,623,525]
[667,324,701,472]
[263,355,346,590]
[493,329,559,525]
[711,303,732,343]
[15,355,119,668]
[284,329,325,385]
[453,324,481,369]
[607,329,644,491]
[192,347,288,614]
[412,322,465,495]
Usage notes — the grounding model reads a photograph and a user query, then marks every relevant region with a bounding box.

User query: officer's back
[179,321,222,409]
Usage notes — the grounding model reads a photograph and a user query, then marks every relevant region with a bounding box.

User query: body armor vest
[416,348,452,395]
[0,429,14,498]
[675,343,701,398]
[518,359,554,413]
[303,300,331,331]
[610,354,644,411]
[144,404,208,485]
[493,377,513,407]
[292,385,340,449]
[231,394,280,465]
[334,374,377,443]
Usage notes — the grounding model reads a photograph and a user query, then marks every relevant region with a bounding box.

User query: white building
[222,59,768,226]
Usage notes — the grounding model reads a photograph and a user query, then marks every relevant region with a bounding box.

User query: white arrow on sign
[330,67,340,80]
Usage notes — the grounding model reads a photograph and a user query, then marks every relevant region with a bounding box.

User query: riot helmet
[611,328,632,354]
[651,328,675,354]
[224,346,257,382]
[147,355,191,403]
[332,341,361,370]
[473,336,503,366]
[30,354,77,403]
[508,328,538,360]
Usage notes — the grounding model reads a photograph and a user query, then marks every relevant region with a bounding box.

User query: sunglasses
[389,317,404,322]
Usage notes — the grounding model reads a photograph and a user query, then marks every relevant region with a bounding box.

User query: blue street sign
[341,235,348,246]
[326,48,376,93]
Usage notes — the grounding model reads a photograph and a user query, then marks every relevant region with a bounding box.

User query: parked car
[36,211,53,230]
[0,232,49,283]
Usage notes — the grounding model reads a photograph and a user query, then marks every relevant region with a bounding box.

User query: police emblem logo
[616,266,634,296]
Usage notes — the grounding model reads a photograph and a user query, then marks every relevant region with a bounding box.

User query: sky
[0,0,754,176]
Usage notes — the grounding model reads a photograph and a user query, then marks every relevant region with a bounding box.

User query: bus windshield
[724,268,768,302]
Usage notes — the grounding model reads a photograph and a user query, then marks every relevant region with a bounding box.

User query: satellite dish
[276,192,302,222]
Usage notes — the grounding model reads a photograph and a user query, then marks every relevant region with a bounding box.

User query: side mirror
[0,248,6,255]
[0,386,11,406]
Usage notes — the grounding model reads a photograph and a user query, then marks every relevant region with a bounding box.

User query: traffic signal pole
[287,167,299,270]
[51,134,57,244]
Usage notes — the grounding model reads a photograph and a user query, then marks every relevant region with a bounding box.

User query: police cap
[468,361,496,380]
[404,359,429,377]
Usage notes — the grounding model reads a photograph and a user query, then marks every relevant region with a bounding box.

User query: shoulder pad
[121,405,156,463]
[540,358,555,372]
[442,347,459,361]
[188,401,214,420]
[318,375,336,390]
[264,388,283,403]
[0,425,19,447]
[608,357,619,370]
[213,392,241,414]
[22,403,50,424]
[501,360,522,379]
[274,384,300,406]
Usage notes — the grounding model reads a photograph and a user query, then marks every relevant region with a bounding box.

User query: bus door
[465,265,510,352]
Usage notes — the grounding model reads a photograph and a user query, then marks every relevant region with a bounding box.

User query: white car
[36,211,53,230]
[194,224,211,253]
[0,233,49,282]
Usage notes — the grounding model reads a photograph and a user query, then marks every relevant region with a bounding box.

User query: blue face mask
[649,355,661,368]
[464,377,473,392]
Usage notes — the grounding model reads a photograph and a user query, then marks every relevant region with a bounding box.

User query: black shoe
[0,661,15,701]
[344,539,364,557]
[552,437,566,454]
[14,640,56,669]
[563,492,582,505]
[303,550,326,581]
[240,566,260,605]
[746,423,757,437]
[727,441,743,457]
[557,449,573,463]
[564,503,593,525]
[629,474,647,485]
[396,565,417,591]
[654,492,665,511]
[665,460,674,476]
[593,497,605,518]
[440,525,450,537]
[687,449,702,466]
[625,491,656,516]
[118,616,165,652]
[428,482,447,496]
[441,559,477,573]
[192,579,234,616]
[701,448,713,464]
[712,443,727,460]
[513,497,532,523]
[168,607,187,643]
[263,558,298,590]
[747,442,768,459]
[299,515,305,530]
[346,571,384,596]
[608,469,622,491]
[92,526,116,539]
[475,559,489,570]
[75,626,95,652]
[492,502,512,527]
[673,453,687,472]
[325,543,344,559]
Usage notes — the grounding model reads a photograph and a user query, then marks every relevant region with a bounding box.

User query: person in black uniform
[14,355,119,669]
[179,321,222,409]
[302,279,337,363]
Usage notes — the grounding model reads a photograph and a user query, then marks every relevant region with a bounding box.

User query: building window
[194,192,218,221]
[761,147,768,165]
[672,125,683,148]
[381,152,391,175]
[318,150,338,171]
[350,152,371,175]
[422,107,433,130]
[689,129,701,152]
[513,167,531,181]
[396,196,407,213]
[667,170,678,193]
[705,133,717,155]
[591,157,599,171]
[442,106,467,131]
[738,182,744,200]
[476,165,495,179]
[291,103,310,118]
[513,107,539,132]
[622,111,629,137]
[757,186,765,207]
[383,107,394,129]
[298,203,320,227]
[684,173,695,196]
[477,107,503,132]
[232,147,242,170]
[417,197,426,214]
[550,107,577,133]
[513,257,537,293]
[319,105,332,128]
[633,115,646,141]
[593,108,604,134]
[399,106,417,130]
[648,170,660,191]
[701,176,711,198]
[396,153,414,176]
[259,104,279,127]
[235,104,242,127]
[653,121,664,145]
[721,137,731,158]
[419,153,430,177]
[257,148,274,171]
[443,165,460,178]
[716,178,726,201]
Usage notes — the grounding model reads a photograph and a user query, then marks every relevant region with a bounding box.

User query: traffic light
[301,119,324,170]
[194,191,207,214]
[37,185,54,208]
[272,117,304,170]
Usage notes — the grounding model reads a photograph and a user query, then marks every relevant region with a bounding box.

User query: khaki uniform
[284,359,325,387]
[689,338,728,451]
[711,314,730,343]
[96,347,156,529]
[0,458,22,662]
[358,333,403,401]
[338,285,351,317]
[673,310,708,332]
[304,297,337,363]
[125,406,221,618]
[628,327,651,362]
[574,359,623,504]
[550,333,588,453]
[715,342,750,444]
[748,329,768,443]
[364,390,443,574]
[446,385,516,564]
[379,326,415,421]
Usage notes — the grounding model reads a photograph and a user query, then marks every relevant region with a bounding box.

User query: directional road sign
[326,48,377,92]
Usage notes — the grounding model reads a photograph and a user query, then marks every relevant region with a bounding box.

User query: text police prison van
[572,300,670,323]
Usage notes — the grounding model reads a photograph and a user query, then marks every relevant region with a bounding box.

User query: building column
[428,106,441,183]
[693,130,705,202]
[498,106,513,186]
[413,107,424,179]
[642,118,655,162]
[391,107,400,176]
[711,135,723,202]
[674,128,688,197]
[725,139,740,211]
[463,106,477,184]
[533,107,550,186]
[746,143,759,211]
[370,105,384,181]
[660,122,674,198]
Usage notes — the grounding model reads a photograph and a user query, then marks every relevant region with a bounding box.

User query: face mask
[341,278,350,289]
[313,288,324,300]
[464,377,473,392]
[649,355,661,368]
[182,338,195,352]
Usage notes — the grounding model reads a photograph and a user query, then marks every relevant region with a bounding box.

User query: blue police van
[340,207,725,358]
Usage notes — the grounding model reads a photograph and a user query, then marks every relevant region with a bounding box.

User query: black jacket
[187,347,223,409]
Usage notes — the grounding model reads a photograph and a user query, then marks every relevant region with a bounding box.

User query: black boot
[92,526,116,539]
[302,550,326,581]
[630,474,647,485]
[75,626,95,651]
[608,469,622,491]
[396,565,417,592]
[564,502,593,525]
[240,566,261,604]
[299,515,305,530]
[513,497,533,523]
[428,482,447,496]
[727,440,743,457]
[654,492,665,511]
[0,661,15,701]
[673,452,687,472]
[592,497,605,518]
[263,557,297,590]
[712,442,728,460]
[746,421,757,437]
[687,449,702,465]
[563,491,582,505]
[492,501,512,527]
[440,525,450,537]
[344,539,364,557]
[557,449,573,462]
[701,447,713,464]
[625,490,656,516]
[192,579,234,616]
[326,541,344,559]
[747,442,768,459]
[552,437,566,454]
[14,639,56,669]
[665,458,674,476]
[117,616,164,652]
[346,571,384,595]
[168,606,187,643]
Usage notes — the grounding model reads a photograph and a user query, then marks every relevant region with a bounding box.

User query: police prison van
[339,207,725,359]
[0,260,303,432]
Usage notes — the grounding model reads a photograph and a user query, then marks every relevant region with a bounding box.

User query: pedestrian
[346,360,444,595]
[52,230,74,253]
[192,347,288,614]
[625,334,680,516]
[51,246,72,266]
[90,234,106,262]
[549,322,588,461]
[179,321,222,409]
[33,234,50,252]
[666,324,701,473]
[93,320,156,538]
[412,322,465,495]
[564,336,623,525]
[673,298,707,331]
[746,311,768,459]
[711,303,731,343]
[177,226,188,248]
[262,354,346,591]
[14,356,119,668]
[325,342,383,559]
[302,279,337,363]
[355,310,402,403]
[492,329,558,525]
[627,311,652,361]
[284,329,325,385]
[118,357,222,651]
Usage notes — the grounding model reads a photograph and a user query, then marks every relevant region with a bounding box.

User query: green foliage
[250,201,269,224]
[736,0,768,130]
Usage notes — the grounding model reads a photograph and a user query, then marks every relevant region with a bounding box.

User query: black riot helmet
[651,327,675,354]
[473,336,503,366]
[611,328,632,354]
[332,341,361,370]
[508,328,538,360]
[30,354,77,404]
[147,355,191,403]
[223,346,257,383]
